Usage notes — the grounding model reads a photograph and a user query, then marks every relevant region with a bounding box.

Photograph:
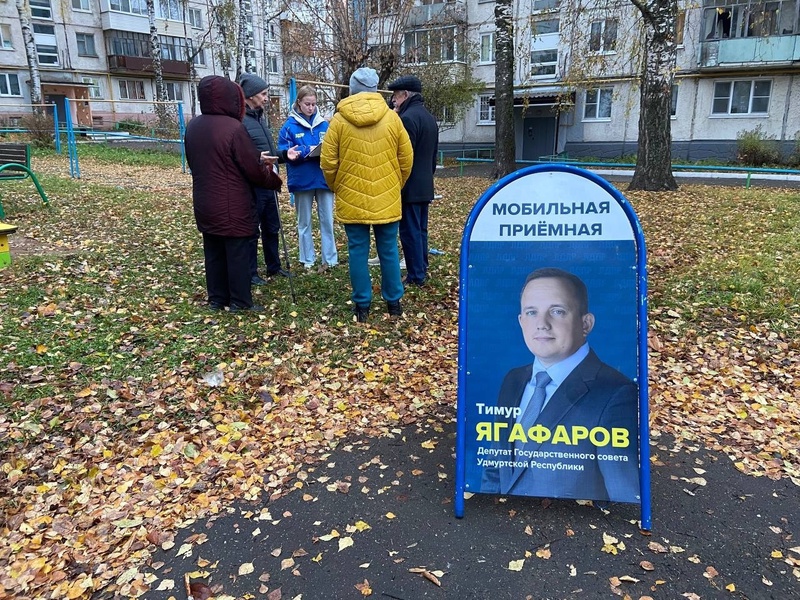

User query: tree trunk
[629,0,678,191]
[493,0,515,179]
[146,0,172,133]
[16,0,42,108]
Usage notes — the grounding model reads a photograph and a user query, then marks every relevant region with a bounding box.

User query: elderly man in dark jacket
[387,74,439,286]
[239,73,297,285]
[185,75,281,312]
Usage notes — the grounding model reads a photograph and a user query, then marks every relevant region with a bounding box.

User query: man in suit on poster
[480,268,640,502]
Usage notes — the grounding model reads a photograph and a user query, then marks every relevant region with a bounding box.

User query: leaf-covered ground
[0,152,798,598]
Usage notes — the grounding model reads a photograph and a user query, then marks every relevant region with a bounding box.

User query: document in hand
[307,144,321,158]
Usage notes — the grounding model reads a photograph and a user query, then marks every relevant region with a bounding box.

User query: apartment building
[0,0,286,129]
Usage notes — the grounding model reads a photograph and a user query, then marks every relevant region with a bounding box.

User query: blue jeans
[344,222,404,308]
[294,189,338,267]
[399,202,429,284]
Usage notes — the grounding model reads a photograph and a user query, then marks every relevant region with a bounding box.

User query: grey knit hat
[239,73,268,98]
[349,67,379,94]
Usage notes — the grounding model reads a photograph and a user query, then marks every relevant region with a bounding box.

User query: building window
[192,48,206,66]
[30,0,53,19]
[369,0,393,16]
[532,18,559,35]
[480,32,495,63]
[110,0,148,16]
[404,26,463,64]
[0,73,22,97]
[584,87,612,120]
[158,0,183,21]
[0,24,13,50]
[33,24,59,65]
[589,18,617,53]
[82,76,102,98]
[676,10,685,46]
[671,84,678,116]
[266,54,279,74]
[188,8,203,29]
[266,21,278,41]
[72,0,90,10]
[712,80,771,114]
[165,82,183,101]
[118,79,146,100]
[533,0,559,10]
[531,49,558,77]
[478,94,495,124]
[76,33,97,57]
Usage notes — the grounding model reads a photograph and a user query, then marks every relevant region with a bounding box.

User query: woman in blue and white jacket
[279,86,338,271]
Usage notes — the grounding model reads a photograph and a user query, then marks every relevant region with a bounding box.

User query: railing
[453,156,800,187]
[437,146,494,166]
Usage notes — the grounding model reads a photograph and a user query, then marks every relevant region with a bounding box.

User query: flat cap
[387,75,422,93]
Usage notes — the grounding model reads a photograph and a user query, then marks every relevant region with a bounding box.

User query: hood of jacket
[289,108,327,130]
[335,93,389,128]
[198,75,245,121]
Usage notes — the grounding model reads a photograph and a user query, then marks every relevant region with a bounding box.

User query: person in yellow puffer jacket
[321,67,413,323]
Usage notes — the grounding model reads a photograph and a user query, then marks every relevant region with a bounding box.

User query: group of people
[185,67,438,319]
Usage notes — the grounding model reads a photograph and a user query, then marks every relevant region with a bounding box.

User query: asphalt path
[142,422,798,600]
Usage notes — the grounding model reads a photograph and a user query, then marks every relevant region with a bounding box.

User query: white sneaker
[399,258,406,270]
[367,256,380,266]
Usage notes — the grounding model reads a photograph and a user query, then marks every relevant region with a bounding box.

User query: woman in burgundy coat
[185,75,281,311]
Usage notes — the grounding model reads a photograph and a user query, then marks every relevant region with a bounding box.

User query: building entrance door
[522,117,556,160]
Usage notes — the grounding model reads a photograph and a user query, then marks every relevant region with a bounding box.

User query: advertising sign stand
[454,165,651,531]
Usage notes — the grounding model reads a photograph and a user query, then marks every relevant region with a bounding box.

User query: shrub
[20,111,55,149]
[116,118,149,134]
[736,125,782,166]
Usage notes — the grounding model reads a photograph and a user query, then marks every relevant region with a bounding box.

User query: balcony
[407,1,466,27]
[699,35,800,70]
[108,55,190,75]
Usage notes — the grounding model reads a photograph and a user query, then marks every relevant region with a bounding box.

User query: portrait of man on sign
[480,267,640,503]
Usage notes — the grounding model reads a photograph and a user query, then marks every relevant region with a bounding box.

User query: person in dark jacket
[387,75,439,286]
[185,75,281,312]
[239,73,297,285]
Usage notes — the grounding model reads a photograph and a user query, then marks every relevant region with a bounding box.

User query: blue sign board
[454,165,651,530]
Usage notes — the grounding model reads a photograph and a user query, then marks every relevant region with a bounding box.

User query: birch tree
[146,0,173,132]
[15,0,42,108]
[494,0,516,178]
[627,0,678,191]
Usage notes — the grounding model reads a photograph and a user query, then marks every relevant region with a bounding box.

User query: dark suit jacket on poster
[480,349,640,502]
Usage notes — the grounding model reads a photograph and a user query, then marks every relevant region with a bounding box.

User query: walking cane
[275,190,297,304]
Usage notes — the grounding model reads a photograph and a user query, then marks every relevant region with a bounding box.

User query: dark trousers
[203,233,253,308]
[249,188,282,276]
[399,202,429,284]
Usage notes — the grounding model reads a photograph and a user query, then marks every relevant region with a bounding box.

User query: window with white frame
[0,73,22,97]
[72,0,91,10]
[589,18,617,53]
[30,0,53,19]
[266,21,278,41]
[1,24,13,50]
[671,84,678,116]
[533,0,559,10]
[158,0,183,20]
[76,33,97,57]
[110,0,147,16]
[188,8,203,29]
[192,48,206,66]
[584,87,612,120]
[712,80,771,114]
[118,79,146,100]
[478,94,495,123]
[266,54,279,74]
[480,32,495,63]
[404,26,463,63]
[165,82,183,101]
[82,76,102,98]
[33,24,59,65]
[531,17,559,77]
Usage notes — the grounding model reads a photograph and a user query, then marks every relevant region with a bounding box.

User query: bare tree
[146,0,173,132]
[628,0,678,191]
[15,0,42,108]
[493,0,516,178]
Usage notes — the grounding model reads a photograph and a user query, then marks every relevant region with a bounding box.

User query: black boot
[354,304,370,323]
[387,300,403,316]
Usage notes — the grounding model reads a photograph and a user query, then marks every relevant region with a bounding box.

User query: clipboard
[307,144,321,158]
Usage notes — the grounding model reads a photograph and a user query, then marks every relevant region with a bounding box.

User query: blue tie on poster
[454,165,652,531]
